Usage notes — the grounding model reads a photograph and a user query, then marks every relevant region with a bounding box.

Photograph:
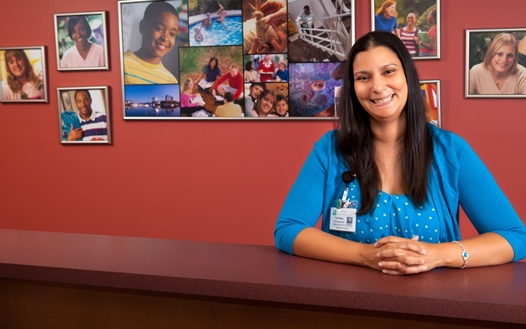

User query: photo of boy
[121,1,183,84]
[274,94,289,117]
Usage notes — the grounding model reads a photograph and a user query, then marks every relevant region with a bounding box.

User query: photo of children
[243,81,288,117]
[0,47,47,103]
[117,0,349,119]
[242,53,288,118]
[188,0,243,47]
[54,12,108,70]
[244,53,288,82]
[120,0,188,84]
[178,45,243,116]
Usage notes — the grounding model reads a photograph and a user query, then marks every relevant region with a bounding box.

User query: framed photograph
[420,79,441,127]
[54,12,109,71]
[465,28,526,98]
[57,86,111,144]
[118,0,188,119]
[118,0,353,120]
[0,46,48,103]
[371,0,440,60]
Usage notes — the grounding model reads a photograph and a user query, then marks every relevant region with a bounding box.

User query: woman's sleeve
[274,135,331,254]
[180,93,198,108]
[456,137,526,261]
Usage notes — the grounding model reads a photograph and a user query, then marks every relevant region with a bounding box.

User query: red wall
[0,0,525,246]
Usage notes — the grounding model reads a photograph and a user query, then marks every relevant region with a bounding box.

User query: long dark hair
[336,31,433,214]
[208,56,219,71]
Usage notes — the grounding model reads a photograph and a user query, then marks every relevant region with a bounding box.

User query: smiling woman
[54,12,108,71]
[469,32,526,95]
[60,16,105,69]
[274,31,526,276]
[1,48,45,101]
[352,46,408,124]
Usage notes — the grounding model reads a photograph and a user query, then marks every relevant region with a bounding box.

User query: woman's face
[258,93,275,116]
[406,14,416,27]
[352,46,408,123]
[251,62,255,70]
[210,59,217,68]
[72,20,90,47]
[386,4,396,17]
[187,80,194,89]
[6,54,27,79]
[491,45,516,74]
[278,63,285,71]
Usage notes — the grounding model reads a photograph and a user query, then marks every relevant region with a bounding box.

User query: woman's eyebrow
[354,63,399,76]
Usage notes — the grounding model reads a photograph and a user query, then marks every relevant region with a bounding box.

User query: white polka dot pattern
[339,185,440,243]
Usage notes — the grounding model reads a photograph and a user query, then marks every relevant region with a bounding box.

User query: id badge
[329,207,357,232]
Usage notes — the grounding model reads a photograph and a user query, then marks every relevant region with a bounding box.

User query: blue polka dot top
[337,182,440,243]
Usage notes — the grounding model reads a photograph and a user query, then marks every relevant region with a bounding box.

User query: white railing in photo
[295,0,353,60]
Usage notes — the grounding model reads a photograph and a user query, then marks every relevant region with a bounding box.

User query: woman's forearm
[292,227,377,268]
[430,233,514,269]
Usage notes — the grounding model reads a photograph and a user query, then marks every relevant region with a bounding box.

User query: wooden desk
[1,229,525,328]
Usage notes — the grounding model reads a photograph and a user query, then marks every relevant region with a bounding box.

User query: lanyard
[336,170,356,208]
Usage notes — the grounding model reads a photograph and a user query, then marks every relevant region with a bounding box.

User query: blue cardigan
[274,125,526,261]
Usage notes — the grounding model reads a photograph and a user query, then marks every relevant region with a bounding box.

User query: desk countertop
[1,229,525,325]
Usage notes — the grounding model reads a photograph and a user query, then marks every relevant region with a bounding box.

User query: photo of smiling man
[121,1,183,84]
[58,87,110,144]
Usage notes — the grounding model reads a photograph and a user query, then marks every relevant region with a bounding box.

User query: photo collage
[119,0,354,119]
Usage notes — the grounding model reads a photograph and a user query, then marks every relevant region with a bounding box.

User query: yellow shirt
[123,51,178,84]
